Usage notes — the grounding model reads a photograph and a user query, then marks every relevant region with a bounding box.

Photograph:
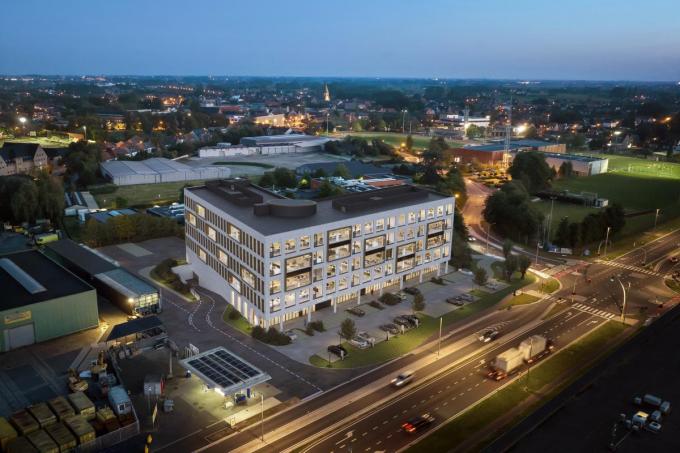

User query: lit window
[285,239,296,252]
[314,233,324,247]
[270,260,281,276]
[427,207,435,219]
[313,284,322,299]
[408,212,416,224]
[363,222,373,234]
[269,280,281,294]
[241,268,255,287]
[375,218,385,232]
[327,263,336,278]
[229,274,242,293]
[300,235,311,249]
[228,224,241,242]
[218,250,227,264]
[326,280,336,294]
[339,277,348,290]
[198,248,206,262]
[299,289,310,302]
[388,216,396,229]
[196,204,205,217]
[270,297,281,312]
[352,240,362,254]
[285,293,296,307]
[187,213,196,226]
[353,224,361,237]
[398,214,405,226]
[437,205,444,216]
[339,260,349,274]
[270,241,281,257]
[207,226,216,241]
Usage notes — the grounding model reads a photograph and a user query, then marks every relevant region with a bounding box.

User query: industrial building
[147,203,185,224]
[184,179,454,328]
[0,250,98,352]
[46,240,160,316]
[199,135,332,158]
[295,161,387,178]
[541,153,609,176]
[100,157,230,186]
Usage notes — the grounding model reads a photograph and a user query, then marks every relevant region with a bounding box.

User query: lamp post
[260,393,264,442]
[437,317,442,358]
[535,241,540,266]
[603,226,612,257]
[401,109,407,134]
[611,277,629,325]
[654,208,660,230]
[485,223,491,254]
[546,197,556,245]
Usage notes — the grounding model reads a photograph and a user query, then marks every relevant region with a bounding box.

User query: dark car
[327,345,348,358]
[393,316,411,327]
[478,329,499,343]
[346,307,366,317]
[402,314,420,327]
[402,413,435,433]
[446,297,465,306]
[404,287,421,295]
[379,323,400,334]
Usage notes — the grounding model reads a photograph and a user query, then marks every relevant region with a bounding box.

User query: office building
[184,180,454,328]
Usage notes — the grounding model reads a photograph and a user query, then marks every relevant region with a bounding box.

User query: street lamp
[603,226,612,257]
[401,109,408,134]
[82,125,87,141]
[654,208,661,230]
[610,277,630,325]
[260,393,264,442]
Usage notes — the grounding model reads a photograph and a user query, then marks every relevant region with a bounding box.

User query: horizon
[2,0,679,82]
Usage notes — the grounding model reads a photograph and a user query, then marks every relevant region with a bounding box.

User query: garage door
[5,323,35,350]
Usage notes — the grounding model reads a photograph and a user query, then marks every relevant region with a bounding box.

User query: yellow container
[26,429,59,453]
[44,422,77,453]
[27,404,56,429]
[47,397,74,422]
[66,392,95,421]
[6,436,38,453]
[0,416,18,452]
[63,416,95,445]
[9,411,39,436]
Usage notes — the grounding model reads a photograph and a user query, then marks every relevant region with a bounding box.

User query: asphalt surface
[299,310,601,453]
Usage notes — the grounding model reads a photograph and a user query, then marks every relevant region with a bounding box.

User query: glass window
[218,250,227,264]
[397,230,405,242]
[313,284,322,299]
[373,266,383,279]
[427,207,435,219]
[285,292,295,307]
[353,224,361,237]
[229,273,242,293]
[328,243,350,261]
[207,226,216,241]
[425,252,432,263]
[241,268,255,287]
[270,297,281,312]
[352,240,362,254]
[299,288,310,302]
[437,205,444,216]
[326,280,336,294]
[427,233,445,249]
[198,248,206,262]
[286,271,311,290]
[338,277,348,290]
[339,260,349,274]
[419,209,426,221]
[352,256,361,271]
[285,254,312,273]
[428,220,444,234]
[396,257,415,273]
[313,268,323,282]
[314,233,324,247]
[285,239,296,252]
[328,227,351,244]
[386,232,394,245]
[388,216,396,229]
[314,250,323,264]
[375,218,385,232]
[270,260,281,276]
[269,279,280,294]
[418,225,425,236]
[188,213,196,226]
[406,228,415,240]
[364,250,385,267]
[327,263,337,278]
[270,241,281,257]
[363,222,373,234]
[300,235,311,249]
[397,242,416,258]
[408,211,416,224]
[196,204,205,217]
[398,214,405,226]
[228,224,241,242]
[352,274,360,286]
[364,235,385,252]
[385,262,393,275]
[362,270,371,283]
[446,203,453,215]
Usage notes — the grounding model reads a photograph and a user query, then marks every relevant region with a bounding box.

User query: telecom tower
[463,105,470,139]
[324,83,331,134]
[503,99,512,168]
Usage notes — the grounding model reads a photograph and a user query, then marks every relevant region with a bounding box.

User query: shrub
[227,306,241,320]
[251,326,266,340]
[379,293,400,306]
[368,300,384,310]
[264,327,291,346]
[308,321,325,332]
[88,184,117,195]
[430,276,445,285]
[305,325,315,336]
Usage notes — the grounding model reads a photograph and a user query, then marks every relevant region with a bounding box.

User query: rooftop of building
[0,142,42,160]
[542,152,607,162]
[458,139,557,152]
[46,239,119,275]
[240,134,329,146]
[186,179,452,236]
[0,249,93,311]
[296,161,387,177]
[86,209,139,224]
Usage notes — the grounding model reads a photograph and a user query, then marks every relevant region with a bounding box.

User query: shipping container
[107,386,132,417]
[66,392,95,421]
[26,429,59,453]
[519,335,548,362]
[27,404,57,429]
[63,416,95,445]
[47,397,74,422]
[10,411,39,436]
[6,436,38,453]
[44,422,77,453]
[95,407,115,423]
[0,416,18,451]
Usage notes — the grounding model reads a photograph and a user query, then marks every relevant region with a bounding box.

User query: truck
[34,232,59,246]
[519,335,554,364]
[488,335,553,380]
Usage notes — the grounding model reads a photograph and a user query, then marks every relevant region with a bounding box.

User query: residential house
[0,142,50,176]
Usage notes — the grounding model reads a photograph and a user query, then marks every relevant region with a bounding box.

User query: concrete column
[307,310,311,322]
[333,298,337,313]
[419,271,423,283]
[436,266,441,277]
[279,318,283,331]
[445,262,449,274]
[399,278,404,290]
[379,285,384,296]
[357,293,361,305]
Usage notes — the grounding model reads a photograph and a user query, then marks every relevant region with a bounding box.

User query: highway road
[299,309,602,453]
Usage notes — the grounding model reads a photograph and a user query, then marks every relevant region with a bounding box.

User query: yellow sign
[4,311,31,325]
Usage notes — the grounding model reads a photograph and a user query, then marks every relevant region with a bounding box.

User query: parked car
[391,371,414,387]
[396,291,408,300]
[393,317,411,327]
[357,331,376,345]
[346,307,365,317]
[459,293,474,302]
[478,329,499,343]
[402,413,435,433]
[404,287,421,295]
[467,236,476,242]
[284,330,298,342]
[350,336,370,349]
[327,344,348,358]
[402,314,420,327]
[379,324,400,335]
[446,297,464,306]
[647,421,662,433]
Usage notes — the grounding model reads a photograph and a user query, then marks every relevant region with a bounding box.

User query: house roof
[0,142,41,161]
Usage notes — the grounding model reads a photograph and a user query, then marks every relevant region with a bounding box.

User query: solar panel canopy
[180,347,270,395]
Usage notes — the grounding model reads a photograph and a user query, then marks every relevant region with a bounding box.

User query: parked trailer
[44,422,77,452]
[27,403,57,428]
[63,415,95,445]
[47,397,75,422]
[10,411,39,436]
[67,392,95,421]
[0,416,18,451]
[26,429,59,453]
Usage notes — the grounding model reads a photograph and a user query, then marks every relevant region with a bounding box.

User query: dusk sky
[2,0,679,81]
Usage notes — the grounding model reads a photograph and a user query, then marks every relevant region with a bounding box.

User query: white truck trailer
[488,335,553,380]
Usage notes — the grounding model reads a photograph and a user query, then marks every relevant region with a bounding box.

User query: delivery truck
[488,335,553,380]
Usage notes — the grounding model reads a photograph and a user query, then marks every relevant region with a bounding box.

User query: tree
[272,167,297,188]
[483,181,544,243]
[473,267,488,286]
[318,179,342,198]
[504,255,518,281]
[312,168,327,178]
[502,239,514,260]
[567,222,581,249]
[339,318,357,342]
[259,172,275,187]
[333,164,351,179]
[11,181,39,223]
[508,152,553,193]
[412,293,425,313]
[517,255,531,279]
[405,134,414,151]
[553,217,570,246]
[558,161,573,178]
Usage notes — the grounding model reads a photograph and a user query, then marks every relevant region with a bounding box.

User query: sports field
[91,180,206,208]
[336,132,464,150]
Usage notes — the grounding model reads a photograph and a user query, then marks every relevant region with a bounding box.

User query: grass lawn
[310,273,536,369]
[533,200,598,236]
[470,288,490,298]
[212,161,274,168]
[507,293,540,306]
[91,180,206,208]
[340,132,463,150]
[222,306,252,335]
[408,321,627,452]
[540,278,560,294]
[665,279,680,293]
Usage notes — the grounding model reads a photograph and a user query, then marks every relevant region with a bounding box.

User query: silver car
[391,371,414,387]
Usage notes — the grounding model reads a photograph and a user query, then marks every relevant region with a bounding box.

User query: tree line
[81,214,183,247]
[0,172,64,224]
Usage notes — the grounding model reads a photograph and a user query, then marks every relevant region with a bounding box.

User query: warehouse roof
[106,315,164,342]
[541,152,607,162]
[94,268,157,299]
[0,250,93,311]
[295,161,386,177]
[47,239,118,275]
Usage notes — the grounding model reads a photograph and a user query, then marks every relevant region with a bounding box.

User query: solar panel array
[186,349,262,389]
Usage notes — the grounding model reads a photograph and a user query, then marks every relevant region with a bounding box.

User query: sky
[1,0,679,81]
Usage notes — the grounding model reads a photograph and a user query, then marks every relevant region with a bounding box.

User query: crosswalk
[595,259,664,277]
[572,302,617,320]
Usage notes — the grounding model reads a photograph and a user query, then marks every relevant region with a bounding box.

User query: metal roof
[94,268,158,299]
[47,239,119,275]
[180,347,271,395]
[106,315,164,342]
